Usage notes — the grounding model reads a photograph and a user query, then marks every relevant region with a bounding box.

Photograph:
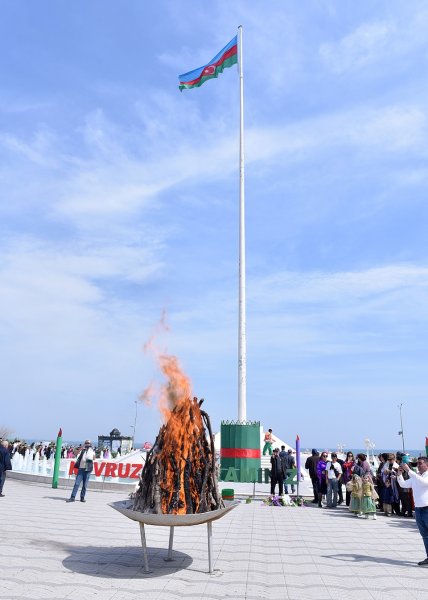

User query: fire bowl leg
[164,526,175,562]
[139,523,153,573]
[207,521,213,574]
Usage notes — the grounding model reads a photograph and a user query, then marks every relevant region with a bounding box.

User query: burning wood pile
[133,396,223,515]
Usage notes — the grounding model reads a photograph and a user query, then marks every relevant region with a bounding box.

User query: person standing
[316,451,329,507]
[336,454,345,505]
[396,454,413,517]
[305,449,320,503]
[353,453,372,481]
[382,453,400,516]
[262,429,274,456]
[0,441,12,497]
[270,448,285,496]
[325,453,342,508]
[342,452,355,506]
[375,453,388,511]
[361,474,378,520]
[397,457,428,566]
[284,448,296,494]
[66,440,94,503]
[279,445,288,488]
[348,474,363,516]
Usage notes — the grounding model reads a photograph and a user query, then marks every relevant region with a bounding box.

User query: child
[361,474,378,519]
[347,474,363,516]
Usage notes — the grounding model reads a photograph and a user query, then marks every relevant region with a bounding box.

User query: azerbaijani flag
[178,35,238,91]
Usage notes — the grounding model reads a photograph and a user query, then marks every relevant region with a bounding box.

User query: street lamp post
[131,400,138,450]
[398,403,405,454]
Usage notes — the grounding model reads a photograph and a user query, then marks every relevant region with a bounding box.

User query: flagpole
[238,25,246,422]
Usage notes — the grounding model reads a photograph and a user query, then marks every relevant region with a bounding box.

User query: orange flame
[140,315,211,514]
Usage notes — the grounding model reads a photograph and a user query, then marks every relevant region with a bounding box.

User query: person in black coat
[0,441,12,497]
[270,448,285,496]
[336,456,345,505]
[305,449,320,503]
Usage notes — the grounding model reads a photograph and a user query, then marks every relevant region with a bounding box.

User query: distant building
[97,428,133,454]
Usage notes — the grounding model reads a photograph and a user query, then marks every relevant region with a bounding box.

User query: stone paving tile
[287,587,332,600]
[327,589,374,600]
[2,479,428,600]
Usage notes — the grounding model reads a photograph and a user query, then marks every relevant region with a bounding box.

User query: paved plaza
[1,478,428,600]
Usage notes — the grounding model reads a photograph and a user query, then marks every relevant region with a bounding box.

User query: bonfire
[133,350,223,515]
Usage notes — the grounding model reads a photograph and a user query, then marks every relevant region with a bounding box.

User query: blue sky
[1,1,427,451]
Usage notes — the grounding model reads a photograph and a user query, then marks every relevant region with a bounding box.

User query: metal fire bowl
[109,499,239,526]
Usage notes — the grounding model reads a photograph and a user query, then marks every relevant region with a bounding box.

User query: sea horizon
[15,437,427,457]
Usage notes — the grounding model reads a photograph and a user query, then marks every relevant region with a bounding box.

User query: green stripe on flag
[179,55,237,91]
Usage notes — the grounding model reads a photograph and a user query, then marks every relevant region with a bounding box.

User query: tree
[0,426,13,440]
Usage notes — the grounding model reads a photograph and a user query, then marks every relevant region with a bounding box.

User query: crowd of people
[3,440,120,460]
[304,447,428,567]
[304,448,422,516]
[264,429,428,567]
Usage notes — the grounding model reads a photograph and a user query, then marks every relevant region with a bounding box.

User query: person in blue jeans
[280,448,296,494]
[66,440,94,503]
[397,457,428,567]
[0,441,12,497]
[325,453,342,508]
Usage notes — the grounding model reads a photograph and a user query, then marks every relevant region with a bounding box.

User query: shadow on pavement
[62,545,193,578]
[322,553,417,567]
[304,505,356,516]
[43,496,71,501]
[318,508,418,528]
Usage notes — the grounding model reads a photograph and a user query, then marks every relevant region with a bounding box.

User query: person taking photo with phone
[397,457,428,567]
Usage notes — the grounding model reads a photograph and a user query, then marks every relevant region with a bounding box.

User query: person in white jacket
[66,440,95,503]
[397,457,428,567]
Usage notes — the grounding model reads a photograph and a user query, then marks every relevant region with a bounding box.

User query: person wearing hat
[66,440,94,503]
[396,453,413,517]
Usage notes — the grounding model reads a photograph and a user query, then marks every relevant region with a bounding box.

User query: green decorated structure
[52,428,62,489]
[220,421,261,482]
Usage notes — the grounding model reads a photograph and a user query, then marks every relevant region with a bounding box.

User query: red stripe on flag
[220,448,260,459]
[179,44,237,87]
[213,44,237,67]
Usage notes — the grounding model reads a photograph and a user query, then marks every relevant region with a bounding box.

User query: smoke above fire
[140,313,193,421]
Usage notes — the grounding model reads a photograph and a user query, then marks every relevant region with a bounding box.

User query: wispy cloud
[320,21,395,74]
[2,95,426,232]
[0,127,60,167]
[250,264,428,310]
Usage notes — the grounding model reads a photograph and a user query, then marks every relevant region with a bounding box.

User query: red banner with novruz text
[69,461,142,479]
[220,448,260,459]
